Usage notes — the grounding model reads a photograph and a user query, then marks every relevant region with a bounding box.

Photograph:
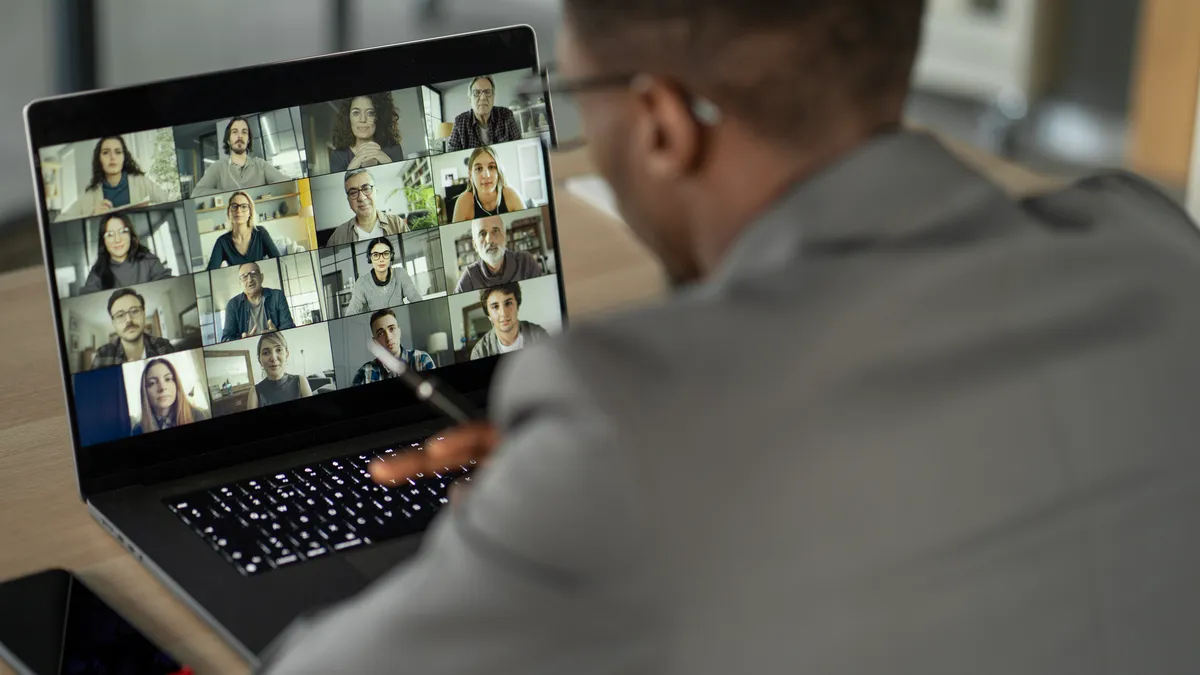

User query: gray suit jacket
[262,132,1200,674]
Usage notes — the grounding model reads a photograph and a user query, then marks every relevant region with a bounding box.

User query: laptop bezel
[23,25,567,498]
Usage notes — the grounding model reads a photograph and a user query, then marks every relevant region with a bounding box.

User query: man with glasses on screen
[191,117,290,198]
[325,168,408,247]
[446,75,524,152]
[90,289,175,370]
[220,263,295,342]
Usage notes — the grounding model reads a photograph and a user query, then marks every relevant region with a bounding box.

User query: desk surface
[0,142,1051,675]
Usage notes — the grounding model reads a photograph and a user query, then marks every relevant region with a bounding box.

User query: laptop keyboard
[165,438,474,576]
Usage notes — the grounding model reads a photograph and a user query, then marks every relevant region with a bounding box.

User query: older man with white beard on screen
[453,215,543,293]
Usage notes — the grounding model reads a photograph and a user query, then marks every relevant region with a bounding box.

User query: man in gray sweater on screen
[263,0,1200,672]
[453,215,543,293]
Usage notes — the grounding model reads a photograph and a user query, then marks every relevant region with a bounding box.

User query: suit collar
[707,131,1005,289]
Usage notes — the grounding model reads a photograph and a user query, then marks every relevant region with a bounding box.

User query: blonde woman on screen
[245,331,313,410]
[451,145,525,223]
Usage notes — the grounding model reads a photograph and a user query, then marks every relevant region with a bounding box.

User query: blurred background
[3,0,1198,272]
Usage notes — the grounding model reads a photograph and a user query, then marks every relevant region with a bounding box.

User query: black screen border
[24,25,568,497]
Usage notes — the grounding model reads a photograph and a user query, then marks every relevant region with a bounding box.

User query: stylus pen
[367,340,483,424]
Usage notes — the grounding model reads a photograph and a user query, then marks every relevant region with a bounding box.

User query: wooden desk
[0,141,1049,674]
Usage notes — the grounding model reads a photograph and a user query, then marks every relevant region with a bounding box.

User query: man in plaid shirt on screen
[446,75,523,152]
[352,308,436,386]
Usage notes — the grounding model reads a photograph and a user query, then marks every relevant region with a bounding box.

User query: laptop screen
[27,28,564,489]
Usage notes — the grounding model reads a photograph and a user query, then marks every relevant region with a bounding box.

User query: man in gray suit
[264,0,1200,672]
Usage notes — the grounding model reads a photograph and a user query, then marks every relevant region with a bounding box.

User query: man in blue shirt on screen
[220,263,295,342]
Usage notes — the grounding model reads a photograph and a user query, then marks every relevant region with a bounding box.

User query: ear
[629,75,704,180]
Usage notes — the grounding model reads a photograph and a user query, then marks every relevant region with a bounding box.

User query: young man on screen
[190,117,290,197]
[351,309,435,385]
[453,215,542,292]
[90,289,175,370]
[470,282,548,359]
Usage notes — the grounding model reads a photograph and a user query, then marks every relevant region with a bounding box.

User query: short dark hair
[365,236,394,262]
[107,288,145,316]
[223,116,254,155]
[369,308,397,331]
[562,0,926,144]
[480,282,521,308]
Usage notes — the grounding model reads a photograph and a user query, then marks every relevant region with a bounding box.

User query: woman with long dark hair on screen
[58,135,171,221]
[131,358,209,435]
[79,213,172,293]
[328,93,405,172]
[205,190,281,269]
[245,331,314,410]
[451,145,525,223]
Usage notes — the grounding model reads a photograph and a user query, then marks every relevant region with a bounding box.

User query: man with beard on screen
[453,215,542,293]
[191,116,290,197]
[90,289,175,369]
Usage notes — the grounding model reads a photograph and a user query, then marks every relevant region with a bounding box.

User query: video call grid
[38,70,563,445]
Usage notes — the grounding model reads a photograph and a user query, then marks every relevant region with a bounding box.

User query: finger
[429,426,498,464]
[427,423,499,463]
[267,319,276,330]
[369,444,463,485]
[369,423,497,484]
[369,452,428,484]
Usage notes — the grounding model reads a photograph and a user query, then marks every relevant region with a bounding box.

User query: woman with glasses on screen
[345,236,422,315]
[58,135,172,221]
[79,213,172,293]
[245,331,313,410]
[206,190,281,270]
[451,145,526,224]
[131,358,209,435]
[328,93,406,172]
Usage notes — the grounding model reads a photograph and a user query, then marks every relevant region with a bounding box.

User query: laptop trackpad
[345,533,425,582]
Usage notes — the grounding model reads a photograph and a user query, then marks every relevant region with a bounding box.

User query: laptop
[23,25,567,662]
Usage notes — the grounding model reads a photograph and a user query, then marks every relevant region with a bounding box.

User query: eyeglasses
[229,203,251,213]
[346,184,375,200]
[103,227,131,240]
[239,270,262,282]
[111,306,144,322]
[516,62,722,153]
[370,250,393,261]
[470,88,495,100]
